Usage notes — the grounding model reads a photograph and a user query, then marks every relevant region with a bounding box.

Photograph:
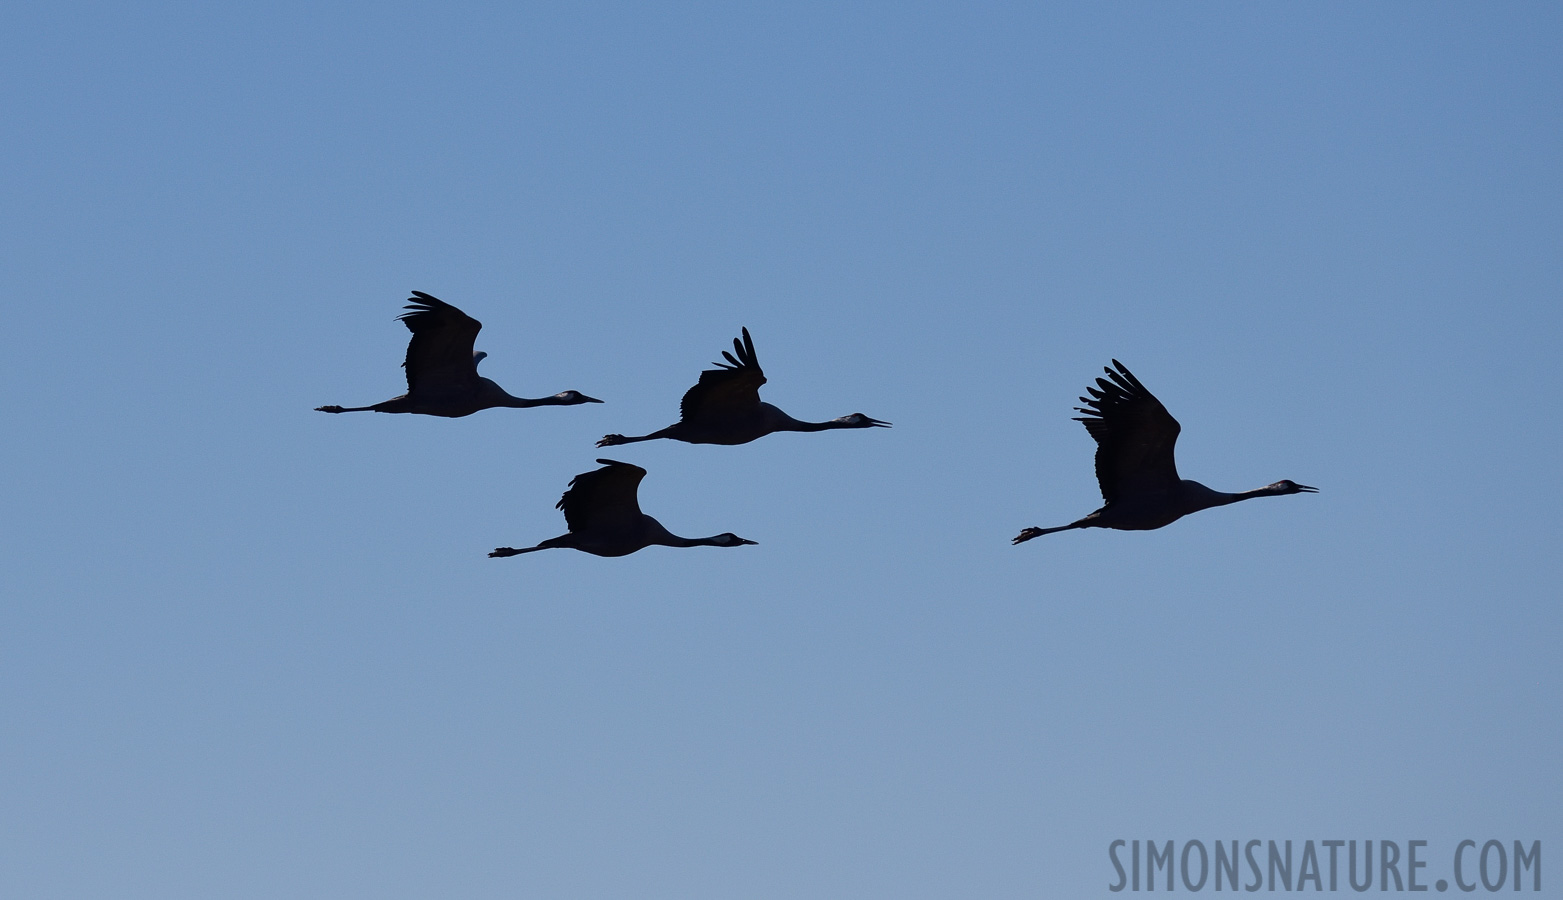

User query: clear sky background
[2,3,1558,897]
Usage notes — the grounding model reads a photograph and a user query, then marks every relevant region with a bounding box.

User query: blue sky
[2,3,1559,897]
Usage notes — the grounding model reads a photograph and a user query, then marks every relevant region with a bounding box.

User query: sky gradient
[2,3,1559,897]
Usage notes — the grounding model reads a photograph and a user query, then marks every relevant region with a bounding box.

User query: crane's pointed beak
[865,417,891,428]
[738,538,758,546]
[1295,483,1319,493]
[580,394,604,403]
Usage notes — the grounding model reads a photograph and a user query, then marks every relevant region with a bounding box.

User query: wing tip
[594,458,646,473]
[401,290,443,313]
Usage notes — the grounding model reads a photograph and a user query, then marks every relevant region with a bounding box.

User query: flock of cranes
[319,292,1316,557]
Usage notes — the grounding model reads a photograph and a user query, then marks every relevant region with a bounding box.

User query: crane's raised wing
[558,459,647,533]
[399,291,483,393]
[678,327,767,424]
[1072,360,1182,503]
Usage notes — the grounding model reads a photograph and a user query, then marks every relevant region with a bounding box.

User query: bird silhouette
[489,458,758,558]
[317,292,602,417]
[596,327,889,447]
[1013,360,1316,543]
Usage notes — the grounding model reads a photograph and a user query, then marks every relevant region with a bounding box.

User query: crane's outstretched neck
[671,534,759,548]
[781,419,837,433]
[646,520,758,549]
[480,378,601,409]
[659,535,716,548]
[497,389,603,409]
[1227,480,1320,503]
[1173,480,1315,518]
[772,409,892,433]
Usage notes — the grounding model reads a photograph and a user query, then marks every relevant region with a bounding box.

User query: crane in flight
[317,292,601,417]
[597,327,888,447]
[1013,360,1316,543]
[490,459,757,557]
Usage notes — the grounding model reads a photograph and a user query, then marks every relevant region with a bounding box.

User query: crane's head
[711,533,758,547]
[554,390,604,405]
[1267,480,1319,495]
[835,413,891,429]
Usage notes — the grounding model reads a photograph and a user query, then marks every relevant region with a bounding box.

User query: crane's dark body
[1013,360,1316,543]
[316,292,601,418]
[597,328,888,447]
[489,459,756,558]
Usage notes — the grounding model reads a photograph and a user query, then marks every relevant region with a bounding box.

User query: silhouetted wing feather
[1072,360,1181,503]
[678,327,767,423]
[399,291,482,393]
[558,459,646,532]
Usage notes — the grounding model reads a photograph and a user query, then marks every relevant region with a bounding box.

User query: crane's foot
[316,405,346,413]
[595,434,626,447]
[489,547,522,558]
[1012,527,1044,545]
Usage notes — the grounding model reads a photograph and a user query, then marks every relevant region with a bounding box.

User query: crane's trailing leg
[1012,521,1088,544]
[597,427,676,448]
